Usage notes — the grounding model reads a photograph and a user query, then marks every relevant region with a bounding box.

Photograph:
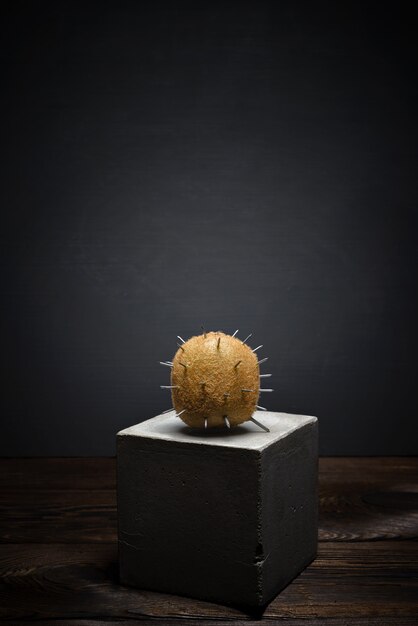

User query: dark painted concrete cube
[117,411,318,607]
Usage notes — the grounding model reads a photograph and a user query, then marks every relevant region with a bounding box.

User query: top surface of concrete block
[118,411,317,451]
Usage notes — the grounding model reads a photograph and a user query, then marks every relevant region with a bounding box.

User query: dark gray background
[1,1,417,455]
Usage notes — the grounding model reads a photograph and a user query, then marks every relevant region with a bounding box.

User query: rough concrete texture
[117,411,318,607]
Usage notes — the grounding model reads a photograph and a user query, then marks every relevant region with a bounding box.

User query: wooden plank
[1,457,417,491]
[2,490,416,543]
[320,457,418,477]
[0,458,116,491]
[319,457,418,541]
[0,458,117,543]
[0,490,116,543]
[0,543,246,621]
[1,459,418,622]
[4,617,418,626]
[1,458,417,543]
[0,542,417,621]
[266,541,418,619]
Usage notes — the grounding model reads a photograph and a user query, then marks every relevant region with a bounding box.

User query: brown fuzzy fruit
[170,331,260,428]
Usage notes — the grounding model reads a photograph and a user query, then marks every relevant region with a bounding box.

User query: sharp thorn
[160,385,178,389]
[250,416,270,432]
[204,418,208,429]
[242,333,252,344]
[224,416,231,428]
[259,388,273,392]
[176,409,186,417]
[159,361,173,367]
[260,373,272,377]
[256,404,267,411]
[177,335,185,344]
[232,329,239,337]
[252,345,263,353]
[257,357,269,365]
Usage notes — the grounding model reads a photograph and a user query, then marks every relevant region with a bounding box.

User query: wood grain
[319,457,418,541]
[10,621,418,626]
[0,489,116,543]
[1,542,417,621]
[1,458,417,624]
[0,458,116,491]
[1,458,417,543]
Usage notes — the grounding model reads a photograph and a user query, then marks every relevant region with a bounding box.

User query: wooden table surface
[0,457,417,625]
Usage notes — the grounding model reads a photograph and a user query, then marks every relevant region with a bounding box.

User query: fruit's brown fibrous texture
[171,331,259,428]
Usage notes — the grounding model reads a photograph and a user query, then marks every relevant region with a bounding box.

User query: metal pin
[252,345,263,353]
[160,385,178,389]
[250,416,270,432]
[232,329,239,337]
[217,337,221,349]
[162,407,175,413]
[242,388,255,392]
[177,336,185,344]
[260,373,272,378]
[177,344,185,352]
[234,360,242,368]
[159,361,173,367]
[259,388,273,393]
[224,416,231,428]
[179,362,188,369]
[257,357,269,365]
[242,333,252,344]
[256,405,267,411]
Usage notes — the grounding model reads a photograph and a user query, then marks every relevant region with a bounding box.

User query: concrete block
[117,411,318,607]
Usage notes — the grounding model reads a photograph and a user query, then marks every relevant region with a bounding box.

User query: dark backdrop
[1,1,417,455]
